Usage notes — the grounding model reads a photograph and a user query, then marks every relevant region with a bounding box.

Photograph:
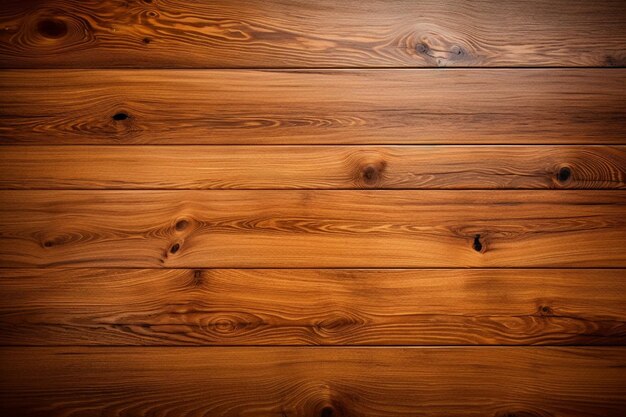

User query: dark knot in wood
[359,161,386,187]
[112,112,129,121]
[362,165,378,183]
[416,43,429,54]
[37,18,68,39]
[472,234,483,252]
[539,305,553,316]
[170,243,181,254]
[192,270,203,286]
[175,219,189,231]
[556,166,572,183]
[451,45,464,56]
[320,406,334,417]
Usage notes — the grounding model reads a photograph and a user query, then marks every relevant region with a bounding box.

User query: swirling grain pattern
[1,347,624,416]
[1,0,625,414]
[1,145,624,189]
[1,69,625,144]
[1,0,625,67]
[0,268,624,346]
[0,190,624,268]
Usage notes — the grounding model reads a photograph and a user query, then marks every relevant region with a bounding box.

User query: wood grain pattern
[1,268,624,346]
[1,190,624,268]
[1,347,624,416]
[1,145,625,189]
[1,0,625,68]
[1,0,625,413]
[2,69,625,145]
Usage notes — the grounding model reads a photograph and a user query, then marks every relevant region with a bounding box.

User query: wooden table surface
[1,1,625,416]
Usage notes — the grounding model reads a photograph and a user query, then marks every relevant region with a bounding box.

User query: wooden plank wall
[0,1,625,416]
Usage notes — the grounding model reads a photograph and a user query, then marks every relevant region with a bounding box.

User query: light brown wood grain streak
[1,70,625,145]
[1,145,624,189]
[0,191,624,268]
[1,347,625,416]
[0,0,625,67]
[0,268,624,346]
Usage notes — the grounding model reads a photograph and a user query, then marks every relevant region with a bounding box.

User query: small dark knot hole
[360,162,385,186]
[43,240,54,248]
[170,243,180,254]
[472,234,483,252]
[416,43,429,54]
[37,18,68,39]
[112,112,129,121]
[320,406,334,417]
[175,219,189,231]
[540,305,552,315]
[143,37,151,44]
[362,165,379,184]
[557,166,571,183]
[192,270,203,286]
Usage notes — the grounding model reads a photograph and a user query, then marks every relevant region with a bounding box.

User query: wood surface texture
[1,268,624,346]
[1,347,625,417]
[1,0,625,68]
[1,0,625,415]
[1,190,625,268]
[1,69,625,145]
[1,145,625,189]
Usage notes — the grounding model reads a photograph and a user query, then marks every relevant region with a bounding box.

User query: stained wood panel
[1,268,624,346]
[1,145,625,189]
[1,347,624,416]
[2,69,625,145]
[1,0,625,414]
[1,0,625,68]
[1,190,624,268]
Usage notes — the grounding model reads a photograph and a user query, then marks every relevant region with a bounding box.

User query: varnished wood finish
[1,190,624,268]
[1,0,625,68]
[2,1,625,414]
[1,69,625,145]
[1,268,624,346]
[1,347,624,416]
[2,145,625,189]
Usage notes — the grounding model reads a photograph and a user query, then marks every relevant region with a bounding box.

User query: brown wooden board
[1,70,625,145]
[1,0,625,68]
[1,347,624,416]
[1,268,624,346]
[1,145,625,189]
[1,190,624,268]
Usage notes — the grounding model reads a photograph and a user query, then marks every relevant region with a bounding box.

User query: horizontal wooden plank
[1,0,625,68]
[1,191,624,268]
[1,70,625,145]
[1,145,625,190]
[1,268,624,346]
[1,347,624,416]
